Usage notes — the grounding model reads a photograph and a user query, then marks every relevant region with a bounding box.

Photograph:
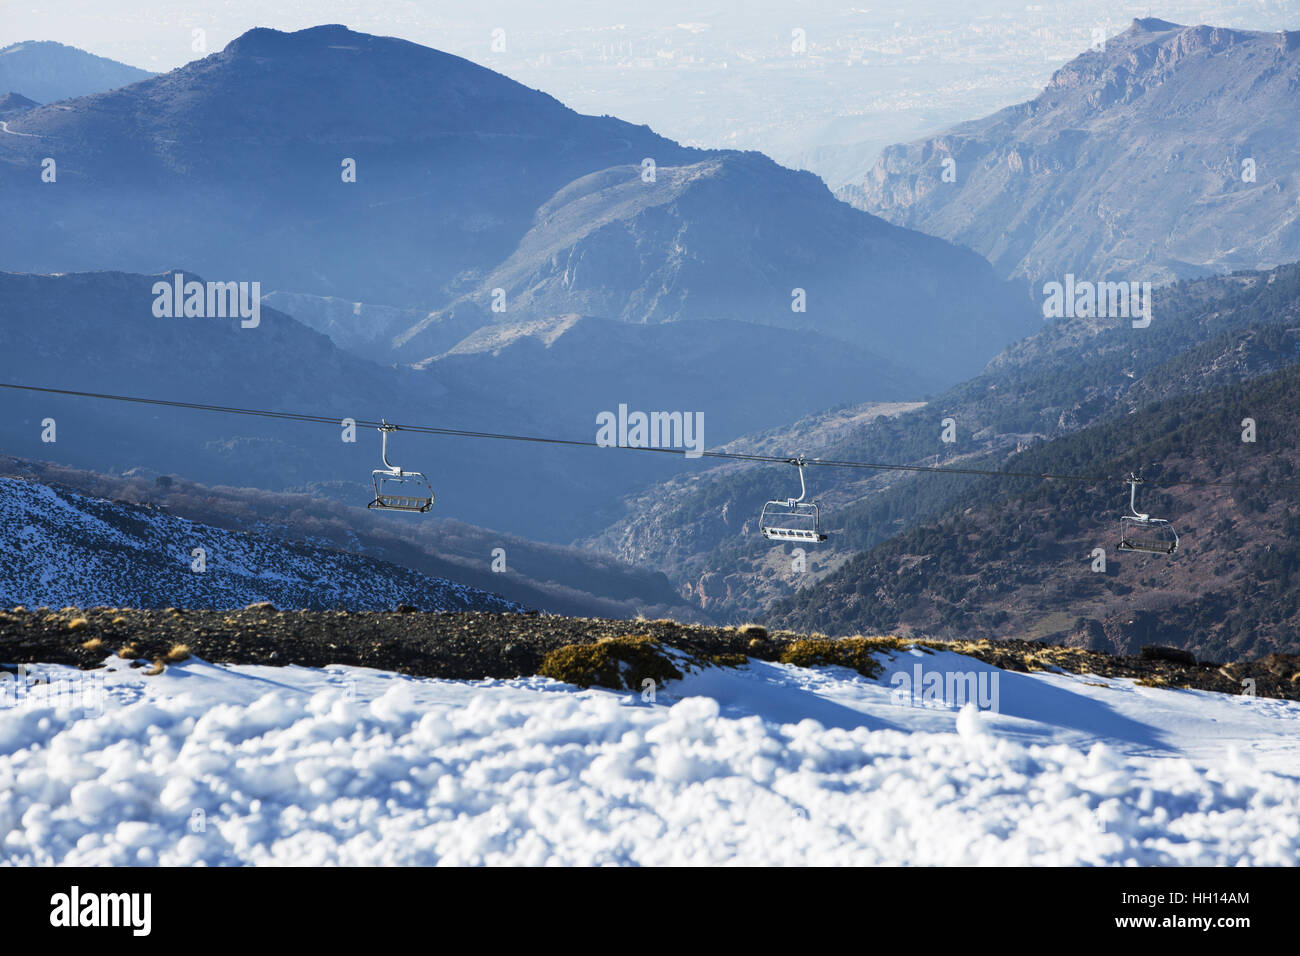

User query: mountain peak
[0,91,39,113]
[223,24,376,57]
[192,24,571,132]
[1129,17,1183,33]
[1115,18,1291,51]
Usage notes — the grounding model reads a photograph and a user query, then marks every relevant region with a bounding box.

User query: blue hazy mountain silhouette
[0,25,1035,386]
[0,40,152,104]
[0,26,1041,548]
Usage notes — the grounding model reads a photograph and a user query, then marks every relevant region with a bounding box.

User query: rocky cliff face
[851,20,1300,285]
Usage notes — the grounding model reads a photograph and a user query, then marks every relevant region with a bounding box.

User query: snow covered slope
[0,477,519,613]
[2,645,1296,865]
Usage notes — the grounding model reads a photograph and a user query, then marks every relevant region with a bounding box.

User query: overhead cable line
[0,381,1284,491]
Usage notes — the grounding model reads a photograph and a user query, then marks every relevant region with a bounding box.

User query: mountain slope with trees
[586,264,1300,621]
[767,361,1300,663]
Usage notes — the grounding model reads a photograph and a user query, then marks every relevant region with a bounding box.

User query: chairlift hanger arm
[1127,474,1149,520]
[788,456,808,504]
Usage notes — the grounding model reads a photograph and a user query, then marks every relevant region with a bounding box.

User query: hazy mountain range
[0,25,1038,546]
[0,26,1034,379]
[0,268,689,543]
[0,40,152,105]
[4,21,1300,658]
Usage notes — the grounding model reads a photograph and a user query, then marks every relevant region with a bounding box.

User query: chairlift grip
[379,420,402,475]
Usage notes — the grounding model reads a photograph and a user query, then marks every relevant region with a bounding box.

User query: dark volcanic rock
[1141,645,1197,666]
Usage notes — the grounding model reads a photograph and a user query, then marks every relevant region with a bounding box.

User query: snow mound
[2,651,1298,865]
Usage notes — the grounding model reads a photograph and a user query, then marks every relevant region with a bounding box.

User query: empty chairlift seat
[759,457,828,543]
[1117,474,1178,555]
[1119,515,1178,554]
[759,501,827,542]
[367,422,434,514]
[370,475,434,513]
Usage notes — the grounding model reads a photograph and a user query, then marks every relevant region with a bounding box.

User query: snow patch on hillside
[0,476,518,612]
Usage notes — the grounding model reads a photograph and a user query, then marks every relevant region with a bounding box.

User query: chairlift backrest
[1119,515,1178,554]
[760,500,827,542]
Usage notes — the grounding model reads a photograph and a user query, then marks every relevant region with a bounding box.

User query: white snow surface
[2,646,1298,866]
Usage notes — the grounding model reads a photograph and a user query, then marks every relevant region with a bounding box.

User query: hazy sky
[4,0,1298,185]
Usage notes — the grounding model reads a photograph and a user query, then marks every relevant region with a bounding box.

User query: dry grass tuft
[539,635,683,690]
[779,635,915,680]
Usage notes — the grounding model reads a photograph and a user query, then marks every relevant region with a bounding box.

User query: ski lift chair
[1117,474,1178,555]
[368,422,434,514]
[759,457,828,542]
